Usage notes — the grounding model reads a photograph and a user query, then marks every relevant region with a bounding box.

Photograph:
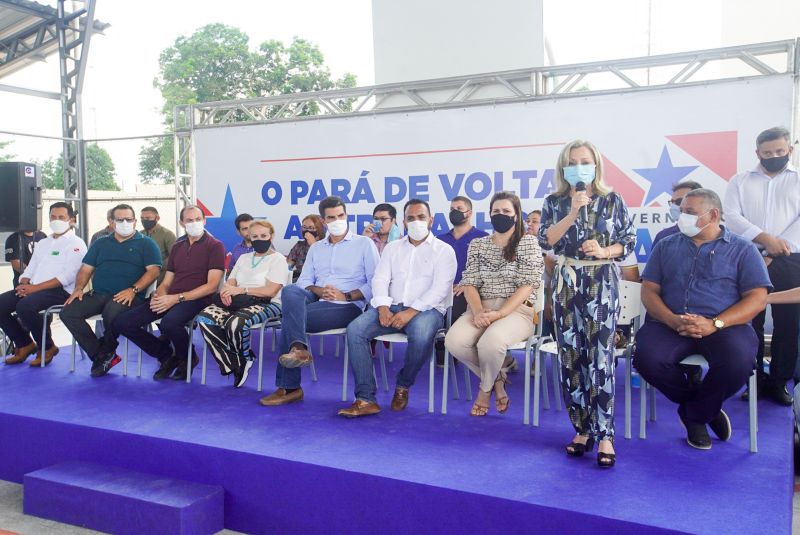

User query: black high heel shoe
[597,451,616,468]
[597,441,616,468]
[565,436,595,457]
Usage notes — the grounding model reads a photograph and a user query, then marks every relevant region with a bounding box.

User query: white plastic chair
[531,280,641,438]
[201,270,289,390]
[639,354,758,453]
[369,329,442,413]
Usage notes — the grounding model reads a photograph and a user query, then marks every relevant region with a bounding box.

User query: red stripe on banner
[196,199,213,217]
[259,142,565,164]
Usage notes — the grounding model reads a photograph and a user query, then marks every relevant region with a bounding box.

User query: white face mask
[184,221,205,237]
[406,220,429,241]
[115,221,135,237]
[49,219,70,235]
[327,219,348,237]
[677,211,710,237]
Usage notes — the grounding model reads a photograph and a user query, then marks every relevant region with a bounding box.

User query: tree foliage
[140,24,357,184]
[0,140,14,162]
[40,143,119,191]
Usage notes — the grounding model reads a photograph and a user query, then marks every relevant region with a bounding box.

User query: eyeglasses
[373,217,392,222]
[668,198,684,206]
[301,227,316,232]
[114,218,135,224]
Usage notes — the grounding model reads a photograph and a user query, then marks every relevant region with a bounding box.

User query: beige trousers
[444,297,535,392]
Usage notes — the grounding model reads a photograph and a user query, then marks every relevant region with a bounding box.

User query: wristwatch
[712,317,725,330]
[131,285,140,294]
[178,294,186,303]
[345,291,353,302]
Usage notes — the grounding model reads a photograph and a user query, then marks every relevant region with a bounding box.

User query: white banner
[194,75,796,260]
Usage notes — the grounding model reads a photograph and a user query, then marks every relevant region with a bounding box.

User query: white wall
[0,184,178,294]
[372,0,544,85]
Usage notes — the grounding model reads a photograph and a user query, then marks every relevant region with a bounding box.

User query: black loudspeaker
[0,162,42,232]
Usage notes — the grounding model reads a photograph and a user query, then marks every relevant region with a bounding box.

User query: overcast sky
[0,0,792,190]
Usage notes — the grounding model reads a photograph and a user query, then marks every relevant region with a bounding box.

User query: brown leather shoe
[5,342,37,365]
[259,388,304,406]
[338,399,381,418]
[278,345,312,368]
[30,346,59,367]
[391,386,409,411]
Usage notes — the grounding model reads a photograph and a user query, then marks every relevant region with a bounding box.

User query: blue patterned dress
[538,191,636,442]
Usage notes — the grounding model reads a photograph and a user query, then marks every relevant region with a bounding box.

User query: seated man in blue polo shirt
[61,203,162,377]
[259,195,379,407]
[635,189,771,450]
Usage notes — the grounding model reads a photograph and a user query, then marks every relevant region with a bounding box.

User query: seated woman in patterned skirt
[197,220,286,388]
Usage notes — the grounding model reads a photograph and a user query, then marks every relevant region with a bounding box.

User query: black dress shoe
[766,383,793,406]
[708,409,732,441]
[741,372,767,401]
[153,355,179,380]
[171,351,200,381]
[678,409,712,450]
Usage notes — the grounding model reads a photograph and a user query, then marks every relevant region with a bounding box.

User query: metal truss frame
[0,0,106,241]
[175,39,798,131]
[174,38,799,210]
[56,0,96,243]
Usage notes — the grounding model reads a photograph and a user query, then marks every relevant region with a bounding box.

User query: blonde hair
[248,220,274,235]
[554,140,611,197]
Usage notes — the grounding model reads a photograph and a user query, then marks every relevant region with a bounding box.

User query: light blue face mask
[563,164,596,187]
[387,224,402,241]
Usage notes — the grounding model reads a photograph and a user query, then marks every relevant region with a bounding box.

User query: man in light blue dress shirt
[259,196,380,406]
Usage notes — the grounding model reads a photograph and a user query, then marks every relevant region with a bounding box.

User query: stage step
[23,461,224,535]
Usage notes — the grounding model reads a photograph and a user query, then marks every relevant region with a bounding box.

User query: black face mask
[302,230,317,240]
[252,239,271,254]
[449,209,467,226]
[490,214,516,234]
[760,154,790,173]
[141,220,157,231]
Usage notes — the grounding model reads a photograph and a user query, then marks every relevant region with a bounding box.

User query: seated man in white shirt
[1,202,87,366]
[338,199,457,417]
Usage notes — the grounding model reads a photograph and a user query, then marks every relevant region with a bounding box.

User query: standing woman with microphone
[538,140,636,468]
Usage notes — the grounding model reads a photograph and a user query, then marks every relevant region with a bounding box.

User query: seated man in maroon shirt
[113,205,225,381]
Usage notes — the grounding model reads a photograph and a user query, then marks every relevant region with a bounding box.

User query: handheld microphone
[575,181,588,223]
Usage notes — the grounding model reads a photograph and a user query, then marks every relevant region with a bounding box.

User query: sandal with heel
[565,436,595,457]
[597,441,616,468]
[494,372,511,413]
[470,390,491,417]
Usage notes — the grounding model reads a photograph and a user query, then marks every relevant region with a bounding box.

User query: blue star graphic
[203,185,263,253]
[634,146,698,205]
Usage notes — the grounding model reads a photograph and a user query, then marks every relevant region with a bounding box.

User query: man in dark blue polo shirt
[635,189,771,450]
[114,205,225,381]
[61,204,162,377]
[435,196,487,365]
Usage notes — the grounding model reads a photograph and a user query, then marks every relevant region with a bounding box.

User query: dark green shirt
[145,224,176,283]
[145,224,177,267]
[83,232,162,295]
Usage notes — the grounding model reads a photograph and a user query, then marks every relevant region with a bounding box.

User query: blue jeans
[347,305,444,404]
[275,284,362,389]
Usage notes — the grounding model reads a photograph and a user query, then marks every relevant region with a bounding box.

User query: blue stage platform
[0,332,793,534]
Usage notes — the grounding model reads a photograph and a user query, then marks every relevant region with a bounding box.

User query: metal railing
[174,38,798,131]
